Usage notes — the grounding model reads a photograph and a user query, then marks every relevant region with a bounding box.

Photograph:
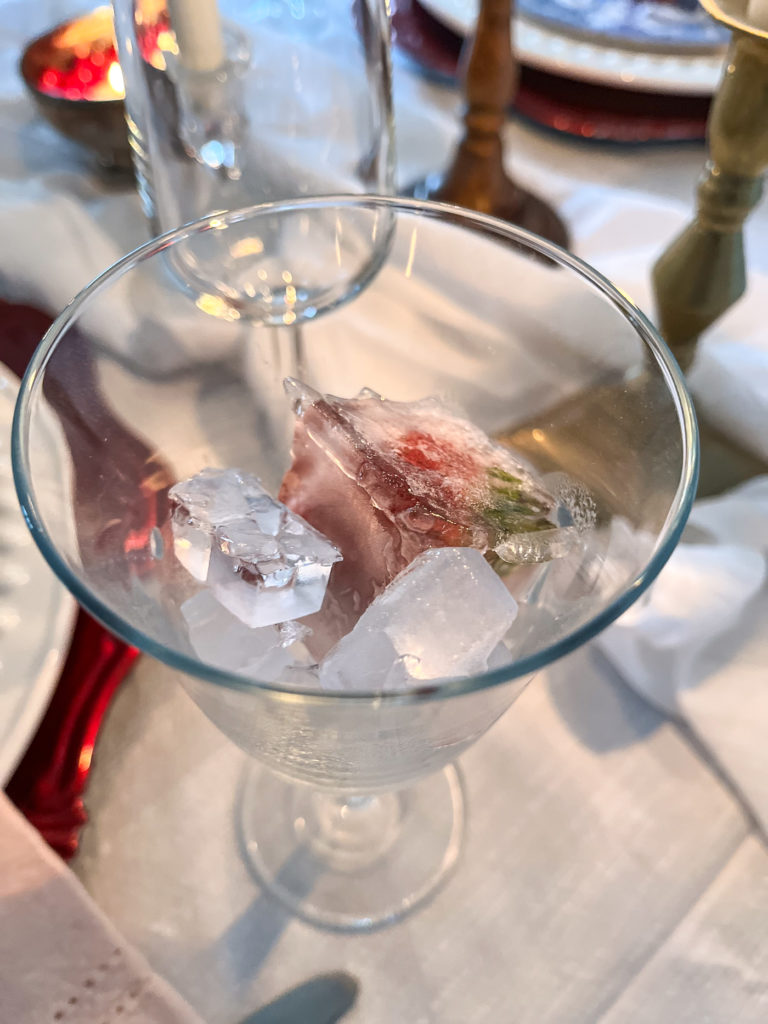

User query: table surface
[73,648,768,1024]
[2,2,768,1022]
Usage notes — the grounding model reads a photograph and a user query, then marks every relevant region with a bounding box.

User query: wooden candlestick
[413,0,568,248]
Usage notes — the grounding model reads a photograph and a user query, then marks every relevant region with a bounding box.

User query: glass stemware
[111,0,395,233]
[12,196,698,930]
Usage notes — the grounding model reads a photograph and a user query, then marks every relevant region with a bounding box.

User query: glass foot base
[237,764,465,931]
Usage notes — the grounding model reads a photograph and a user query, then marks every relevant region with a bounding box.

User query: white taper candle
[167,0,226,72]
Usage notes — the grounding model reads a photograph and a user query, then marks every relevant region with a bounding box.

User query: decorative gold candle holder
[652,0,768,494]
[653,0,768,367]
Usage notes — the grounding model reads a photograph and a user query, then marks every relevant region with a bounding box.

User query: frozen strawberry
[278,380,568,655]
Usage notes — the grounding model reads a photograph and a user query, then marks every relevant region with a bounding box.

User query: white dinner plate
[416,2,727,95]
[0,364,77,786]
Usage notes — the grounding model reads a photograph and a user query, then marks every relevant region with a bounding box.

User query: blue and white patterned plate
[521,0,728,52]
[418,0,727,93]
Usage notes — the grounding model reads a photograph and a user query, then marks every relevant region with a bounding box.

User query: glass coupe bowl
[12,196,698,931]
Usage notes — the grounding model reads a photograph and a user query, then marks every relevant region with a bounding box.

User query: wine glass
[111,0,395,235]
[12,196,698,931]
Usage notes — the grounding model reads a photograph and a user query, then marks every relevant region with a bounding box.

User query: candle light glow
[34,7,124,101]
[33,5,172,103]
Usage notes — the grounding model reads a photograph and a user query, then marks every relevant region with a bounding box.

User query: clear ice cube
[170,468,342,628]
[492,472,596,565]
[171,467,268,526]
[181,590,310,680]
[494,525,579,565]
[172,518,214,582]
[318,547,518,692]
[170,467,279,582]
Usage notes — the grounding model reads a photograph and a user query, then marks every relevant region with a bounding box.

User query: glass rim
[12,193,700,706]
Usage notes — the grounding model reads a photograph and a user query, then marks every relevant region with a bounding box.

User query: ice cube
[318,547,518,692]
[320,629,400,692]
[277,619,312,648]
[170,467,276,581]
[172,517,215,581]
[171,467,268,526]
[181,590,309,680]
[281,663,323,690]
[279,380,572,653]
[486,642,512,670]
[170,468,342,628]
[492,471,596,565]
[494,525,579,564]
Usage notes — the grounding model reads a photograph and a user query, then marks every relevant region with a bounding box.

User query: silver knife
[238,972,359,1024]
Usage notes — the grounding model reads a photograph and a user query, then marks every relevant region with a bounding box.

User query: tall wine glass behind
[112,0,395,233]
[13,197,698,932]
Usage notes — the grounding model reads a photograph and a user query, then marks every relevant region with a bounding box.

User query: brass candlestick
[653,0,768,369]
[651,0,768,494]
[412,0,569,248]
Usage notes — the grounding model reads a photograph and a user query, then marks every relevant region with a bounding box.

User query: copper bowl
[19,7,132,172]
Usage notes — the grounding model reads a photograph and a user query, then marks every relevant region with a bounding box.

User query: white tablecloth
[3,2,768,1021]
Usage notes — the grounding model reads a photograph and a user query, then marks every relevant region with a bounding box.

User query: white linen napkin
[597,476,768,832]
[0,791,203,1023]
